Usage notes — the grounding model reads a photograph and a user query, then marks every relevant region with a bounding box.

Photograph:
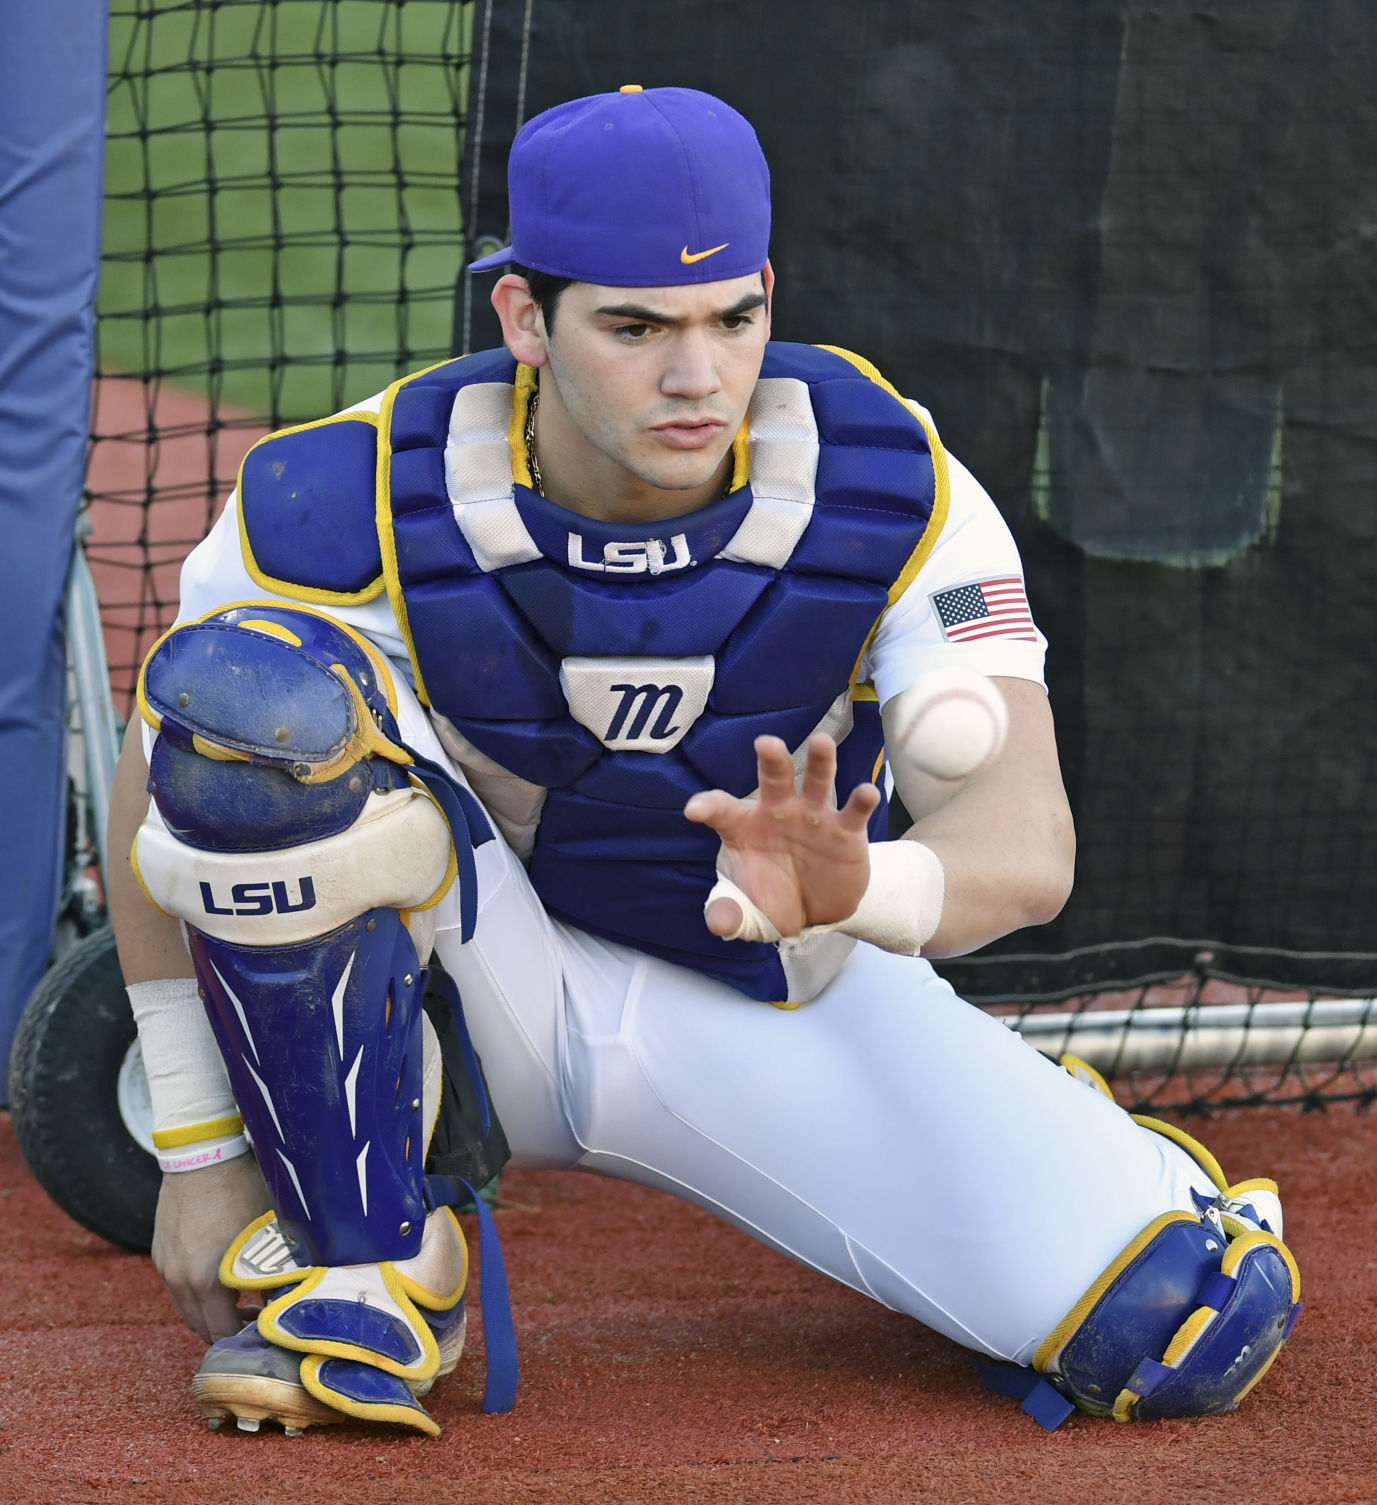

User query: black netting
[87,0,1377,1109]
[88,0,471,705]
[983,965,1377,1114]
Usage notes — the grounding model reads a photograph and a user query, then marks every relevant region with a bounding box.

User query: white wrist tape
[706,840,945,956]
[126,978,249,1172]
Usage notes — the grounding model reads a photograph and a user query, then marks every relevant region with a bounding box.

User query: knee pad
[136,602,473,932]
[1035,1210,1299,1425]
[983,1090,1301,1429]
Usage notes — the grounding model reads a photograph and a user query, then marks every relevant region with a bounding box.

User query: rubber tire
[7,925,159,1251]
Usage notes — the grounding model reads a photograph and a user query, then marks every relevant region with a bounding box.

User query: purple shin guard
[188,907,427,1267]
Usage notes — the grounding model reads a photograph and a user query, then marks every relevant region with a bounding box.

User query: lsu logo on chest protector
[561,656,715,752]
[567,532,694,575]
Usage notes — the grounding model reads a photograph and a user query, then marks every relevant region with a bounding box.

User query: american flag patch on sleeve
[930,577,1037,644]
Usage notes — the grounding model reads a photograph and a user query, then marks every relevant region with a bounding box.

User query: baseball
[888,668,1009,781]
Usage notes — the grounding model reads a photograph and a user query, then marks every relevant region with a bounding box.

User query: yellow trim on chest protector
[509,363,538,489]
[374,355,471,708]
[815,346,951,690]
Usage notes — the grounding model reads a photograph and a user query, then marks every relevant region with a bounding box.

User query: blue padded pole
[0,6,109,1100]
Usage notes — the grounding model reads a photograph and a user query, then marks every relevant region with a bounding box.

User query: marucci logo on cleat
[200,877,317,917]
[242,1224,300,1277]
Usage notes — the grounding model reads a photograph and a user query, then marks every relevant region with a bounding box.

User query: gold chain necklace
[524,384,543,495]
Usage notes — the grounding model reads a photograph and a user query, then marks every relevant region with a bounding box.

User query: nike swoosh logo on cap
[680,242,730,264]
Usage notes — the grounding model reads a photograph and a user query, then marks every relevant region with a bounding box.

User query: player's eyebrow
[594,291,768,325]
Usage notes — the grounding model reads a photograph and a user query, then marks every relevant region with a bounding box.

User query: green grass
[99,0,472,423]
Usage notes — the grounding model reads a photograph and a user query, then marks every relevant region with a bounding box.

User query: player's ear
[761,261,775,332]
[491,274,550,367]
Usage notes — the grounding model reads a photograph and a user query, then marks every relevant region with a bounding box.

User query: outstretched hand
[684,734,880,939]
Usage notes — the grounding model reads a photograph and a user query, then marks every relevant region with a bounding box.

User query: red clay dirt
[1,1105,1373,1505]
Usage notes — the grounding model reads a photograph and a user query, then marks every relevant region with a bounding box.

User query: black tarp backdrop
[458,1,1377,998]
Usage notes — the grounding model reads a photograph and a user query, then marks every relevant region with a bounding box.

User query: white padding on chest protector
[135,786,454,945]
[722,378,819,569]
[431,712,547,862]
[443,380,541,570]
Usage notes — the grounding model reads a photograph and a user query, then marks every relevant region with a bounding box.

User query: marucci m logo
[605,683,684,741]
[561,653,714,753]
[200,877,317,917]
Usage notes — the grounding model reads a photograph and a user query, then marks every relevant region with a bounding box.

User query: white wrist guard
[706,840,945,956]
[125,978,249,1173]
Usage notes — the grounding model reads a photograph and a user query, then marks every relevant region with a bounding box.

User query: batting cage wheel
[7,925,160,1252]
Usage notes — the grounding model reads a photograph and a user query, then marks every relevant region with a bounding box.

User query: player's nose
[659,329,722,400]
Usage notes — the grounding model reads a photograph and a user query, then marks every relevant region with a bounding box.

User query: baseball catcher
[107,85,1299,1436]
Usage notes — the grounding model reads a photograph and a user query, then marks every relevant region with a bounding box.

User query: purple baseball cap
[467,85,770,287]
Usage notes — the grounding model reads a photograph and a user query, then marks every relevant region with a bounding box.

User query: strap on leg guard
[423,1172,518,1414]
[419,966,517,1413]
[413,964,516,1413]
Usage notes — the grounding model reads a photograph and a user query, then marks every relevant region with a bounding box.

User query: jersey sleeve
[862,449,1048,707]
